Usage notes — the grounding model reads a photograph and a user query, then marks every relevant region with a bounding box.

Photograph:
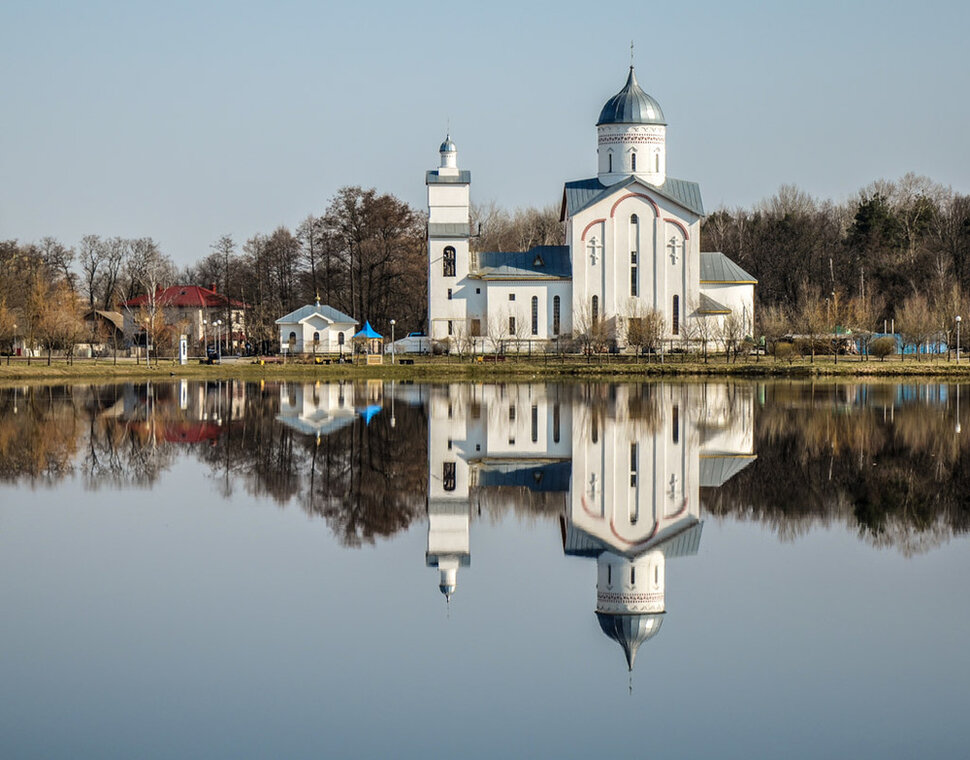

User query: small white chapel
[426,65,756,348]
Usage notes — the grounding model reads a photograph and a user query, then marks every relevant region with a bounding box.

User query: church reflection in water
[426,383,755,671]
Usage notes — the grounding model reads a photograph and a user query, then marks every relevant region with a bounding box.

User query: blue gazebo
[353,321,384,364]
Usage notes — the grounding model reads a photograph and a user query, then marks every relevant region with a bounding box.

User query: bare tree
[760,304,790,360]
[796,285,828,363]
[125,238,174,365]
[0,298,14,364]
[896,292,937,362]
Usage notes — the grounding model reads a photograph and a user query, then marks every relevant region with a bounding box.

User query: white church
[426,66,756,348]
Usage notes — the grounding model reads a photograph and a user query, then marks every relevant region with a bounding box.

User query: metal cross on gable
[668,473,678,499]
[588,237,599,266]
[668,236,681,265]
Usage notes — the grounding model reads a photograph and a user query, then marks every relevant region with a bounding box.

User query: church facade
[427,66,756,349]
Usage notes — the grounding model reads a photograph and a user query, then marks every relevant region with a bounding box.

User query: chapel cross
[668,473,678,499]
[668,237,680,265]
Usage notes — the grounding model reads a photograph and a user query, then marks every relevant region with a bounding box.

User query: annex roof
[275,303,357,325]
[473,245,571,280]
[124,285,246,310]
[699,252,758,284]
[561,175,704,220]
[699,455,757,488]
[697,293,731,314]
[563,519,704,561]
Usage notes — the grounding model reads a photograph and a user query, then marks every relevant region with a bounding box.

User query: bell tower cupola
[596,66,667,187]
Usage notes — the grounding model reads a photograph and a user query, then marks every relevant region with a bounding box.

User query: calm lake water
[0,380,968,759]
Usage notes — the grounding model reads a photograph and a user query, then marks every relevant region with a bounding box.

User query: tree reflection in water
[1,380,969,554]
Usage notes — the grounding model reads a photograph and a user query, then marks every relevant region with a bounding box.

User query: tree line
[3,173,969,359]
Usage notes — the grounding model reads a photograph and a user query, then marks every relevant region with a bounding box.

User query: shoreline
[3,355,970,384]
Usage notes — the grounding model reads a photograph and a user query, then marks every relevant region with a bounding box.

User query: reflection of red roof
[158,420,224,444]
[124,285,247,309]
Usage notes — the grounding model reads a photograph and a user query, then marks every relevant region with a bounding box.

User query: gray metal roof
[474,245,571,279]
[477,461,570,492]
[275,303,358,325]
[596,612,664,671]
[428,222,471,239]
[561,175,704,219]
[697,293,731,314]
[597,66,666,126]
[439,136,456,152]
[699,455,757,487]
[426,169,471,185]
[699,252,758,283]
[563,520,703,560]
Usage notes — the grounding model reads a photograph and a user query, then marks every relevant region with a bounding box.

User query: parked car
[385,332,430,355]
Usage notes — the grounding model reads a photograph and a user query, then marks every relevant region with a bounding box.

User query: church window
[443,246,456,277]
[509,293,515,301]
[592,295,599,324]
[471,319,481,336]
[443,462,456,492]
[631,254,638,297]
[630,442,638,487]
[654,566,659,585]
[553,296,561,335]
[672,295,680,335]
[476,287,481,294]
[531,405,538,443]
[448,320,453,336]
[655,152,660,172]
[531,296,538,335]
[631,151,637,172]
[553,403,560,443]
[338,332,344,346]
[509,405,516,422]
[631,567,636,585]
[447,288,452,300]
[607,565,612,586]
[508,316,516,335]
[672,405,680,444]
[608,151,613,173]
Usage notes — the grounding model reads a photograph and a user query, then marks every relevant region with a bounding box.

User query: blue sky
[1,0,968,267]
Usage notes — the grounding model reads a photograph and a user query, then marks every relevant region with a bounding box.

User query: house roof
[354,321,383,340]
[275,303,357,326]
[561,175,704,220]
[473,245,571,280]
[699,455,757,487]
[699,252,758,284]
[124,285,246,309]
[84,310,124,331]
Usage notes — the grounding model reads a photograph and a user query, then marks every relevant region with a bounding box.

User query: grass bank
[4,354,970,385]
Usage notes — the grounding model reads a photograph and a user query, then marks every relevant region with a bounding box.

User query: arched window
[672,405,680,444]
[655,152,660,172]
[443,462,456,492]
[672,295,680,335]
[443,246,456,277]
[312,331,320,343]
[631,567,636,585]
[607,564,612,586]
[338,332,344,345]
[531,296,538,335]
[553,295,561,335]
[553,403,560,443]
[608,151,613,173]
[592,295,599,324]
[631,151,637,172]
[631,213,639,225]
[630,214,639,297]
[288,331,296,344]
[531,405,538,443]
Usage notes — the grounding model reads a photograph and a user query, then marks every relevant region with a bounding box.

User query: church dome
[596,612,665,670]
[597,67,666,126]
[439,136,457,153]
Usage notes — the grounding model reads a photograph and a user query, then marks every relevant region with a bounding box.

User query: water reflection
[2,379,969,672]
[428,383,755,670]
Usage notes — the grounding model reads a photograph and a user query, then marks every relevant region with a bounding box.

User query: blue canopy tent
[353,321,384,363]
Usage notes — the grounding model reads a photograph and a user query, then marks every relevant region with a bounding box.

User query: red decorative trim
[664,217,690,239]
[610,193,660,219]
[609,516,659,547]
[581,218,606,242]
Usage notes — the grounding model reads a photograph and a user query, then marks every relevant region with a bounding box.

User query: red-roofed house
[123,284,247,354]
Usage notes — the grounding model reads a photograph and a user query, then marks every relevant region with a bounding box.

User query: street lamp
[390,319,396,364]
[203,318,208,358]
[957,315,962,363]
[215,320,223,363]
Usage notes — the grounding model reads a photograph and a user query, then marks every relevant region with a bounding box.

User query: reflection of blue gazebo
[353,321,384,364]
